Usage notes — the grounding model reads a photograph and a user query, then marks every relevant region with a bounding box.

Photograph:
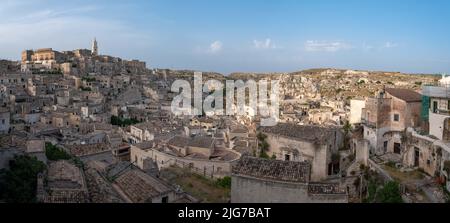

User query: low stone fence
[147,148,240,179]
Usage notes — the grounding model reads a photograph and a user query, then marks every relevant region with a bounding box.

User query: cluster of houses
[1,41,449,203]
[350,78,450,192]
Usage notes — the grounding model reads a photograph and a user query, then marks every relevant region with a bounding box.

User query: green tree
[259,141,270,153]
[341,121,352,150]
[0,155,46,203]
[343,121,352,136]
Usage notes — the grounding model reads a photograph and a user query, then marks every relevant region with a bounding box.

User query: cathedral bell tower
[92,38,98,56]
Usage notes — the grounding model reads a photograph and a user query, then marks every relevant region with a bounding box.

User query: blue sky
[0,0,449,74]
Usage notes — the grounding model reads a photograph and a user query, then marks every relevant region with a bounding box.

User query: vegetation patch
[111,115,140,127]
[0,155,46,203]
[45,143,71,161]
[160,166,230,203]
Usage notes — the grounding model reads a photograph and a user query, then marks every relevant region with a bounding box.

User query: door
[414,147,420,167]
[394,143,401,154]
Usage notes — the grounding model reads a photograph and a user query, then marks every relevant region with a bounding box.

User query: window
[384,141,388,150]
[433,101,438,113]
[162,196,169,203]
[394,114,400,122]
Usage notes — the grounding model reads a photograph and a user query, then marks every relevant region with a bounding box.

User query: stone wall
[403,129,441,177]
[231,175,347,203]
[265,134,332,182]
[131,145,239,178]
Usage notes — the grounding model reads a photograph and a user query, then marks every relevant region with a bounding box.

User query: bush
[376,181,403,203]
[111,115,140,127]
[215,177,231,189]
[259,151,270,159]
[80,86,91,91]
[45,143,71,161]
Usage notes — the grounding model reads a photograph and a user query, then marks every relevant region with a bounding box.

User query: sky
[0,0,449,74]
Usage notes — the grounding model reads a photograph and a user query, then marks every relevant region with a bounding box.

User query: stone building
[0,107,10,134]
[21,40,147,76]
[82,160,198,203]
[259,123,344,181]
[37,160,89,203]
[0,60,20,74]
[128,122,156,143]
[349,98,366,125]
[361,88,422,156]
[231,156,348,203]
[26,139,47,164]
[22,48,66,70]
[402,82,450,190]
[131,139,240,178]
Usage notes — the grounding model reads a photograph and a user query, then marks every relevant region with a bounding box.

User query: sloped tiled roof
[232,156,310,183]
[385,88,422,102]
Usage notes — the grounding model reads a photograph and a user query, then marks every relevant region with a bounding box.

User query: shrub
[111,115,140,127]
[259,151,270,159]
[215,177,231,189]
[376,181,403,203]
[45,143,71,161]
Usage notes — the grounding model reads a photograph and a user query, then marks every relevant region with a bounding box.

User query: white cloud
[209,41,223,53]
[305,40,352,52]
[362,42,374,51]
[383,42,398,48]
[253,38,276,49]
